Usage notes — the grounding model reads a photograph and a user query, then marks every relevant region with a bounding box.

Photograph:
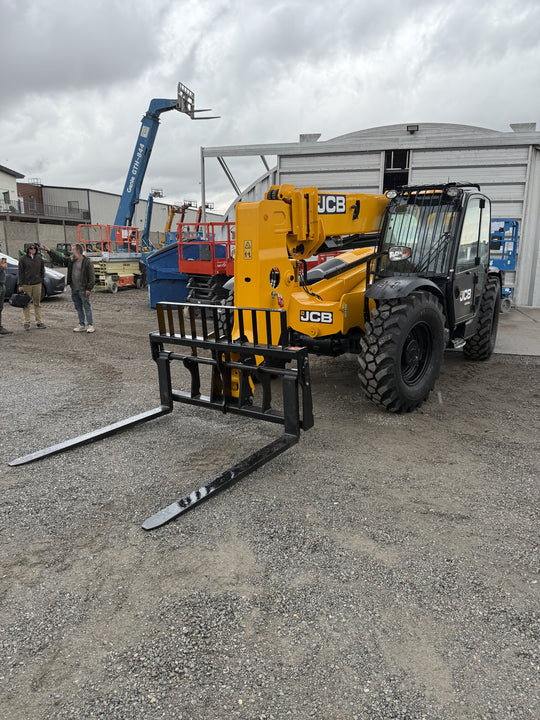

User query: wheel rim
[401,323,432,385]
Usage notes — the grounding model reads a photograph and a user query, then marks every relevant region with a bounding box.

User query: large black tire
[463,276,500,361]
[359,291,445,412]
[138,262,147,288]
[217,289,234,339]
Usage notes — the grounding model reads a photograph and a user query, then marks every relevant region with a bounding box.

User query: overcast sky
[1,0,539,214]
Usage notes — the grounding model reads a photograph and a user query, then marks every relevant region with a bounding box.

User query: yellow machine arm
[265,184,389,259]
[232,184,389,348]
[160,203,191,245]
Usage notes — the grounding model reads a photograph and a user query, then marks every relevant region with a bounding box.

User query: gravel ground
[0,289,538,720]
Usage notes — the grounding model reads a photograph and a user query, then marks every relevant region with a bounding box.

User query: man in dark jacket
[43,244,96,333]
[0,257,13,335]
[17,244,46,330]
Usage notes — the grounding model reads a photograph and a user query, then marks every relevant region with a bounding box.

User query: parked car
[0,250,66,300]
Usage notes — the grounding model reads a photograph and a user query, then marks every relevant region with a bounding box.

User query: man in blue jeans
[43,244,96,333]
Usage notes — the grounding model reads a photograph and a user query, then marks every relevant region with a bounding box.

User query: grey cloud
[0,0,175,104]
[1,0,539,212]
[421,1,540,66]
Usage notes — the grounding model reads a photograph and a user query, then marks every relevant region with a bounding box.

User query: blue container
[145,243,189,308]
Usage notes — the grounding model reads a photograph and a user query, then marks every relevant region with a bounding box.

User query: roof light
[446,187,460,197]
[385,190,398,199]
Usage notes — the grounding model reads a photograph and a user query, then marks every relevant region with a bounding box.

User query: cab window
[457,197,490,272]
[478,198,490,265]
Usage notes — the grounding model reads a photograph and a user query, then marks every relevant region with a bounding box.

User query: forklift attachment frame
[9,302,314,530]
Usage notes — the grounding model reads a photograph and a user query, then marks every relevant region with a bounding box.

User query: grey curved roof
[326,122,505,143]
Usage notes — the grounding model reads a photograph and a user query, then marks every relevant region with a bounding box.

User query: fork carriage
[10,302,314,530]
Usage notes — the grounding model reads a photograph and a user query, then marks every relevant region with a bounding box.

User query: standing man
[43,244,96,332]
[0,257,13,335]
[17,244,46,330]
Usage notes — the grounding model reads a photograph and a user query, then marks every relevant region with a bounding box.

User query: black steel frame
[9,302,314,530]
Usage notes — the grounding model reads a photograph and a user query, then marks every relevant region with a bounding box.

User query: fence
[0,199,90,222]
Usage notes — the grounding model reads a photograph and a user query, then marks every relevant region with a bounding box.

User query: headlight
[388,246,412,261]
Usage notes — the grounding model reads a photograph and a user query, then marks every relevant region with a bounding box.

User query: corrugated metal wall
[40,188,223,236]
[42,186,89,209]
[278,144,530,221]
[87,191,118,224]
[410,146,529,220]
[280,152,381,193]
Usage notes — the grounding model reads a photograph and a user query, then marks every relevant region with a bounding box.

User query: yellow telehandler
[11,182,502,529]
[227,182,500,412]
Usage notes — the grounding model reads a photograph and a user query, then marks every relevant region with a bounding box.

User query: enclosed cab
[374,183,492,329]
[360,183,501,411]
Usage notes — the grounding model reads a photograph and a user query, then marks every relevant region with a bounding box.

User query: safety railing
[177,221,235,276]
[77,224,141,254]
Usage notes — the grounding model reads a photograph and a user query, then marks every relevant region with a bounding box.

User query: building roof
[203,122,540,161]
[0,164,24,179]
[324,122,540,148]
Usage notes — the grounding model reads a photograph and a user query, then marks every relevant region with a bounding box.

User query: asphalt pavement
[495,305,540,356]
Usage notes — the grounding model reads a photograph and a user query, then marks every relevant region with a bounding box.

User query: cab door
[453,196,490,324]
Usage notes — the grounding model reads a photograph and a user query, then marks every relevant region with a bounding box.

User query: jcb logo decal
[459,288,472,303]
[300,310,333,323]
[318,194,346,214]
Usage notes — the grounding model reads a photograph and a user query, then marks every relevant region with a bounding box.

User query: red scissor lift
[78,224,141,254]
[177,220,236,304]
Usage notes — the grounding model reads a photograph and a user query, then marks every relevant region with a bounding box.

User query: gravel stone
[0,290,538,719]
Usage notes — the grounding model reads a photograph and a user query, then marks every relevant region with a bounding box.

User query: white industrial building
[202,122,540,308]
[35,185,220,230]
[0,170,222,256]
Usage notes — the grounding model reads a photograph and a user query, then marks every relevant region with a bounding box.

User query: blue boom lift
[85,83,217,292]
[490,218,518,312]
[114,82,218,233]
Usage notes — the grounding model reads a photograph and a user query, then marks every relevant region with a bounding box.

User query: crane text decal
[318,194,346,214]
[127,142,145,194]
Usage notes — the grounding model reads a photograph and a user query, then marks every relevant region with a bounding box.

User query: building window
[28,196,36,211]
[68,200,80,212]
[383,150,410,192]
[2,191,9,204]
